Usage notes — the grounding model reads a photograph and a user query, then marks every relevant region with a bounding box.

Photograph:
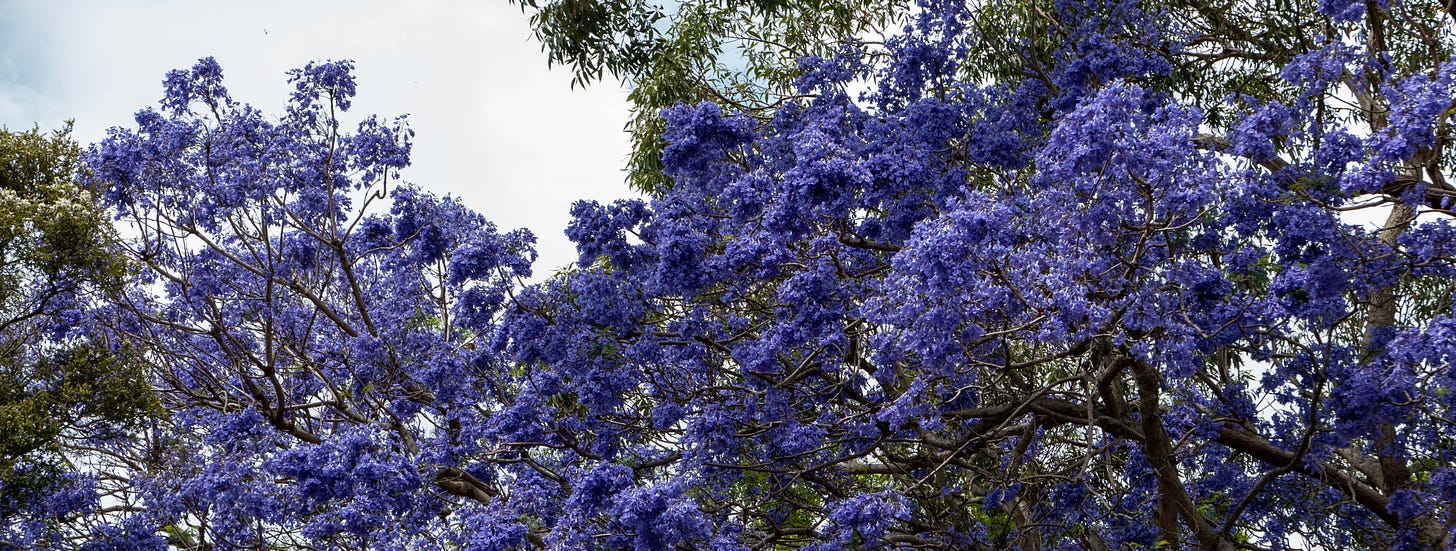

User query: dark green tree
[0,125,156,536]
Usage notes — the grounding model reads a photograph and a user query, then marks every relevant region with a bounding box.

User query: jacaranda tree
[19,0,1456,548]
[491,0,1456,549]
[70,59,535,549]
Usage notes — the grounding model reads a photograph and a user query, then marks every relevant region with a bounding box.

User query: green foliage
[0,344,158,497]
[0,125,124,295]
[514,0,905,192]
[0,125,156,509]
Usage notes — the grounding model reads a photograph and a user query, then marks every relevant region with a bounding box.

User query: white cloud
[0,0,635,274]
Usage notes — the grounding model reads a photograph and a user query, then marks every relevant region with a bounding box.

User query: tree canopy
[4,0,1456,549]
[0,125,155,548]
[498,0,1456,546]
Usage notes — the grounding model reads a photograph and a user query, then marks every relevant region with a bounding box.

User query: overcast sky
[0,0,634,275]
